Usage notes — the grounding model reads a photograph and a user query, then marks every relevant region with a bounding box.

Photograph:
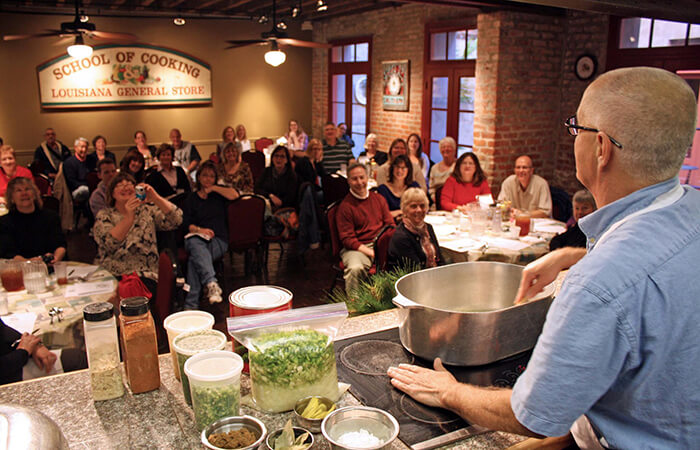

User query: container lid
[173,329,227,356]
[119,297,150,316]
[163,310,215,333]
[184,350,243,383]
[229,285,292,310]
[83,302,114,322]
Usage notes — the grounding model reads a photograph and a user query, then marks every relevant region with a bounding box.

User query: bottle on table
[119,297,160,394]
[83,302,125,401]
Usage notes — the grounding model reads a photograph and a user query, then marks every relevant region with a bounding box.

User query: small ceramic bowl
[201,415,267,450]
[294,396,337,433]
[265,426,313,450]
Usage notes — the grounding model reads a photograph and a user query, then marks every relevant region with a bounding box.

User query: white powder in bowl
[336,429,382,447]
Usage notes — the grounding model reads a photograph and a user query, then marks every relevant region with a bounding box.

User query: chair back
[86,171,100,193]
[154,250,176,342]
[321,174,349,207]
[33,174,51,196]
[255,138,274,152]
[435,185,443,210]
[29,160,45,177]
[373,225,396,272]
[242,151,265,183]
[550,186,572,223]
[41,195,60,213]
[326,201,343,259]
[228,194,266,251]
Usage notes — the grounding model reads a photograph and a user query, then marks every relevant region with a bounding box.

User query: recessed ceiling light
[258,15,269,24]
[173,17,186,26]
[277,21,287,30]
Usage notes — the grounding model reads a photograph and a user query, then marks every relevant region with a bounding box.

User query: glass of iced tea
[0,260,25,292]
[515,212,531,237]
[54,262,68,285]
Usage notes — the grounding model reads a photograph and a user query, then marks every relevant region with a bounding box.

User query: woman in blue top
[377,154,419,219]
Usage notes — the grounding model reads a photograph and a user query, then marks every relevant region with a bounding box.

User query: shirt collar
[578,176,680,250]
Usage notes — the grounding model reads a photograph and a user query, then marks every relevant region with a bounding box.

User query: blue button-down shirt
[511,177,700,449]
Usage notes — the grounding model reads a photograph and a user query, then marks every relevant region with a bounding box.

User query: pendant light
[67,34,92,58]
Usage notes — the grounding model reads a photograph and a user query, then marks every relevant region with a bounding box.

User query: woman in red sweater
[440,152,490,212]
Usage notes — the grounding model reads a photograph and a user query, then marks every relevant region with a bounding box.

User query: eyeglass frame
[564,115,623,149]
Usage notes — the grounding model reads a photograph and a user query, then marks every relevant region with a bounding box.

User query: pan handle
[392,294,421,309]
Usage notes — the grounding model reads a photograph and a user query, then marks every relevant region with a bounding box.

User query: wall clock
[575,54,597,81]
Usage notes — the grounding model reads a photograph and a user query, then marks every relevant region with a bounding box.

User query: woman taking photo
[146,143,192,200]
[255,146,298,210]
[377,155,419,218]
[182,161,239,308]
[440,152,491,212]
[0,145,33,200]
[387,188,443,270]
[0,177,65,263]
[428,136,458,204]
[216,141,254,194]
[286,119,309,157]
[86,135,116,172]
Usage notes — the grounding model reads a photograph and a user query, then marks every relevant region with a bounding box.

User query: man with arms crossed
[498,155,552,218]
[388,67,700,448]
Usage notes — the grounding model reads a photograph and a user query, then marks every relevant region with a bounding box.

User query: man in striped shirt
[322,121,354,173]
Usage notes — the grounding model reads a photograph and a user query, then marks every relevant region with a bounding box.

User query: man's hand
[269,194,282,208]
[514,247,587,304]
[32,345,57,374]
[16,333,41,355]
[357,244,374,259]
[387,358,456,409]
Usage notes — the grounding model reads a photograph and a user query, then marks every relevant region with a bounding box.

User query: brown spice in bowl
[208,428,257,449]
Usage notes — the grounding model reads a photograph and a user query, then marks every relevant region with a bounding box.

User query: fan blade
[3,31,62,41]
[53,36,76,46]
[225,39,268,49]
[277,38,331,49]
[89,30,137,41]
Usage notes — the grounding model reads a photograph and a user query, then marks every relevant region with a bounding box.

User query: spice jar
[83,302,124,401]
[172,329,227,406]
[119,297,160,394]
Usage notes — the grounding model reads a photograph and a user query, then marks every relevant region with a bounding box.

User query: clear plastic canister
[184,350,243,431]
[83,302,124,401]
[119,297,160,394]
[172,329,227,406]
[163,311,215,381]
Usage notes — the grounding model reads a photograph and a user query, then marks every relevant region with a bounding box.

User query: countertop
[0,309,527,449]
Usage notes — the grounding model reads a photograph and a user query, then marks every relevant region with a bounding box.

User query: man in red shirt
[336,163,393,293]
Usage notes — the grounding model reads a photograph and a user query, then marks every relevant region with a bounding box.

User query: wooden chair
[227,194,266,274]
[242,151,265,184]
[255,137,274,152]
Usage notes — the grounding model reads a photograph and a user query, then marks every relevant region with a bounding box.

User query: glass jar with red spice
[119,296,160,393]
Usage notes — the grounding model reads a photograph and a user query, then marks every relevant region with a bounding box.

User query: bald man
[497,155,552,218]
[388,67,700,448]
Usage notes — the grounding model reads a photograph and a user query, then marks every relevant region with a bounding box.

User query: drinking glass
[0,260,25,292]
[22,261,49,294]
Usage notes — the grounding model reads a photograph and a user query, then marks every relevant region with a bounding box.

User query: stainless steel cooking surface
[393,261,555,366]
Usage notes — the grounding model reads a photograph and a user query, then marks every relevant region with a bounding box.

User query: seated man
[322,121,354,173]
[62,137,90,203]
[170,128,201,176]
[33,128,71,180]
[375,138,427,191]
[497,155,552,218]
[89,158,117,217]
[336,163,393,293]
[549,189,596,250]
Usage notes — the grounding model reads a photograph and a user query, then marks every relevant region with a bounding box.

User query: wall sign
[382,60,409,111]
[37,44,212,109]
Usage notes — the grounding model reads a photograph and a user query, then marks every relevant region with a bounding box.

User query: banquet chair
[321,174,349,207]
[33,174,51,196]
[372,225,396,273]
[550,186,572,223]
[228,194,266,275]
[41,195,60,213]
[154,249,177,348]
[86,171,100,193]
[255,137,274,152]
[242,151,265,183]
[435,185,443,211]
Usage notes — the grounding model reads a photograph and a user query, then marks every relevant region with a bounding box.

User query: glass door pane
[429,76,449,163]
[332,74,346,125]
[351,73,368,157]
[458,76,475,153]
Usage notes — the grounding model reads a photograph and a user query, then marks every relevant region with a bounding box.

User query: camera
[135,186,146,200]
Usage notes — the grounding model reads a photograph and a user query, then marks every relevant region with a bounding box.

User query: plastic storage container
[163,310,215,380]
[184,350,243,431]
[83,302,124,401]
[119,297,160,394]
[172,329,227,405]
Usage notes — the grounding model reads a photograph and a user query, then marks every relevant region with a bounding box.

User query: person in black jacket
[145,143,192,200]
[1,319,53,385]
[295,138,325,185]
[388,188,443,271]
[255,146,298,210]
[549,189,596,251]
[33,128,71,180]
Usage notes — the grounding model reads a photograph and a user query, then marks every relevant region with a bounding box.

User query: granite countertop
[0,309,527,449]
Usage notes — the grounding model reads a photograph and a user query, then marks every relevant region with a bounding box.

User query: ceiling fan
[225,0,330,65]
[2,0,136,51]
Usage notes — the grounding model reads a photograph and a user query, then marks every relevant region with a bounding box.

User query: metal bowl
[321,406,399,450]
[265,426,313,450]
[201,415,267,450]
[0,404,69,450]
[294,396,337,433]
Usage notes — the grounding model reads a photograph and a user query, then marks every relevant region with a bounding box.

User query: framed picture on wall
[382,60,409,111]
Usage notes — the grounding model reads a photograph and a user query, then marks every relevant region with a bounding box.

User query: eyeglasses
[565,115,623,149]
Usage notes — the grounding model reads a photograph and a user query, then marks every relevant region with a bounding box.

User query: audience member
[440,152,491,211]
[428,136,457,204]
[0,177,66,262]
[296,138,325,253]
[286,119,309,157]
[549,189,596,251]
[85,135,116,172]
[146,143,192,200]
[338,123,355,149]
[89,158,117,217]
[236,124,252,152]
[407,133,430,183]
[120,149,147,183]
[255,146,298,210]
[322,121,354,173]
[33,128,71,179]
[336,163,393,293]
[358,133,387,166]
[170,128,201,176]
[377,154,420,218]
[376,138,427,191]
[63,137,90,203]
[217,141,254,194]
[497,155,552,218]
[182,161,239,309]
[216,125,236,157]
[126,130,157,168]
[295,138,325,185]
[93,172,182,296]
[387,188,443,270]
[0,145,33,200]
[1,318,53,385]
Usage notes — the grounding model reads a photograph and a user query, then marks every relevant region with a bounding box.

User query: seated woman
[146,143,192,200]
[126,130,157,168]
[216,125,235,158]
[295,138,325,185]
[235,124,252,152]
[120,149,147,183]
[550,189,596,251]
[93,172,182,296]
[255,146,298,211]
[86,135,116,172]
[286,119,309,158]
[0,177,66,263]
[295,139,325,252]
[182,161,239,308]
[428,136,457,205]
[387,188,443,271]
[440,152,491,212]
[0,145,33,201]
[216,141,254,194]
[407,133,430,184]
[358,133,388,166]
[377,155,420,218]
